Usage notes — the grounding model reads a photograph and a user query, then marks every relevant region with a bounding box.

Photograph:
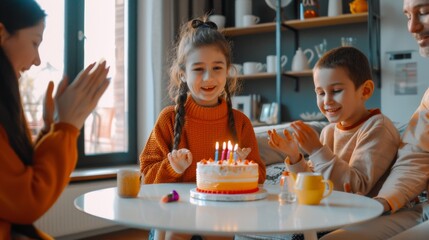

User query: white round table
[74,183,383,240]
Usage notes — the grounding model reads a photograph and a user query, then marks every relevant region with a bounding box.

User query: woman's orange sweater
[0,123,79,239]
[140,97,266,184]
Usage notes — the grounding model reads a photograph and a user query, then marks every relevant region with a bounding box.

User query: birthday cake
[196,159,259,194]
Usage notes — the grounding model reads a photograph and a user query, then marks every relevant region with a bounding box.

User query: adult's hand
[41,81,54,133]
[54,61,110,129]
[343,183,390,212]
[374,197,392,213]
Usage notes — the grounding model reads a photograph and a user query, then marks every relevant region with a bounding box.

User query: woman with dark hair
[0,0,110,239]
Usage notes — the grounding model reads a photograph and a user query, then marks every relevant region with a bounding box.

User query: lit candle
[226,140,232,160]
[214,142,219,162]
[221,142,227,161]
[228,141,233,163]
[233,144,238,162]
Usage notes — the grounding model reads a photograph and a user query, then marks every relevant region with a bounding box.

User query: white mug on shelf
[229,63,243,76]
[243,62,263,75]
[235,0,252,27]
[242,15,260,27]
[208,15,226,29]
[328,0,342,17]
[266,55,288,73]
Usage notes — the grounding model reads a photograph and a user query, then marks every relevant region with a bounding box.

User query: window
[22,0,137,168]
[21,0,64,140]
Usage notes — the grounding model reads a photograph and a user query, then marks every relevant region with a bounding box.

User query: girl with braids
[141,14,266,240]
[140,16,266,186]
[0,0,110,239]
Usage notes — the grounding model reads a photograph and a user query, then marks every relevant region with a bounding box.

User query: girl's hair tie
[191,19,218,30]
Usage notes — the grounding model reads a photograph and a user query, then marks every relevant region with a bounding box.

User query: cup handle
[257,63,263,72]
[304,49,315,63]
[255,16,260,24]
[322,179,333,199]
[281,56,288,67]
[229,66,238,76]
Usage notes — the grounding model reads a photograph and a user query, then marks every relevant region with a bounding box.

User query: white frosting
[197,177,258,183]
[197,161,258,175]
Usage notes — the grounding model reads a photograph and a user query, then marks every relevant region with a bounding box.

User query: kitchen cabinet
[223,1,379,122]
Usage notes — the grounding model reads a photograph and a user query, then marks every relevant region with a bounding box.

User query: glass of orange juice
[117,169,141,198]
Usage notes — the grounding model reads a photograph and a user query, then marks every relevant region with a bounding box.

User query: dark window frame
[64,0,137,168]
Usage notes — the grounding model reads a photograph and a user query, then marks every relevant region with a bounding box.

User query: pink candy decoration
[161,190,180,203]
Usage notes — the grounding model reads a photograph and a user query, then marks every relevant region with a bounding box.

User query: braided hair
[168,15,240,150]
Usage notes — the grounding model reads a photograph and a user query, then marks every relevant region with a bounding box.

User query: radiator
[34,180,120,238]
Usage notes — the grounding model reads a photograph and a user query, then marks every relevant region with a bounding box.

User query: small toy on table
[161,190,180,203]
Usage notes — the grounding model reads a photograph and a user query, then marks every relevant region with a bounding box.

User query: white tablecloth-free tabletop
[74,183,383,240]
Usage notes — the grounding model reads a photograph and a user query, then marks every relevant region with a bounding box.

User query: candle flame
[222,141,226,149]
[215,141,219,150]
[234,143,238,151]
[228,140,232,150]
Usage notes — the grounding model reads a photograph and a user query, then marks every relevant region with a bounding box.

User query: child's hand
[268,129,301,164]
[290,121,323,155]
[343,182,363,195]
[236,147,251,160]
[168,148,192,174]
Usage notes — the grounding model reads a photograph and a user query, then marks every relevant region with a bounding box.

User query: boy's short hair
[314,47,372,89]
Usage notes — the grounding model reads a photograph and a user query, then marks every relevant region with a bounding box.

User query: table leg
[303,231,317,240]
[154,229,165,240]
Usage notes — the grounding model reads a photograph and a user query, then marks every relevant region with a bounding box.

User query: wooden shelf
[223,22,276,37]
[282,70,314,92]
[236,70,313,80]
[237,72,276,80]
[285,13,368,30]
[223,13,368,37]
[284,69,313,78]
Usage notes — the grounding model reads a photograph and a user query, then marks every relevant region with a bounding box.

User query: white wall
[34,180,124,239]
[380,0,429,123]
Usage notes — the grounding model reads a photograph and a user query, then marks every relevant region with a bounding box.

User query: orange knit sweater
[0,123,79,239]
[140,96,266,184]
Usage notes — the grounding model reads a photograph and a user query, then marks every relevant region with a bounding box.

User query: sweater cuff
[376,191,406,213]
[53,122,80,136]
[310,145,334,165]
[286,154,308,173]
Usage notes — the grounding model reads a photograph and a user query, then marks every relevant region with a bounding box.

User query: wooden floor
[79,229,150,240]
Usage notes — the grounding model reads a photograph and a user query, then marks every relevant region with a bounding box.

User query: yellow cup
[117,169,141,198]
[294,172,333,205]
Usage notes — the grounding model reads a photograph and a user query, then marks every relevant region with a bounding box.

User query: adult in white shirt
[321,0,429,239]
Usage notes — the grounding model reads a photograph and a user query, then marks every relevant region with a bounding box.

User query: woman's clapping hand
[44,61,110,130]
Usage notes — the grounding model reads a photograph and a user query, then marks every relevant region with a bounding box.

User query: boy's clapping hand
[168,148,192,174]
[290,121,323,155]
[268,129,301,164]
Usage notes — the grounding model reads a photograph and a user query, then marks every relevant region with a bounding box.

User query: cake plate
[189,188,268,202]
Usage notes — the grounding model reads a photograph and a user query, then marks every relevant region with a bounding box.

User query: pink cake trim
[196,187,259,194]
